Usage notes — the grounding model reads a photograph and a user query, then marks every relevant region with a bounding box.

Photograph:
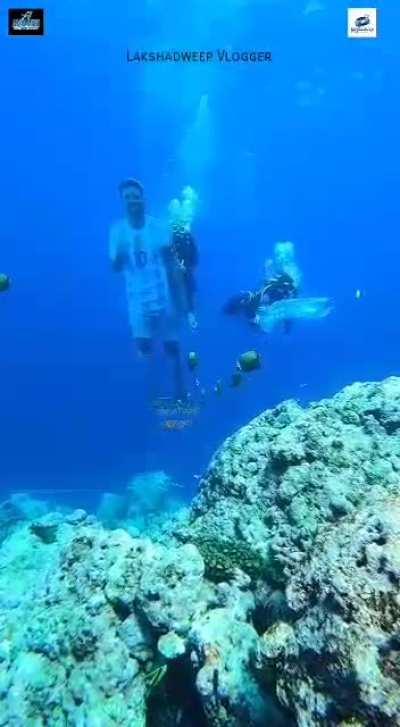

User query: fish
[188,351,200,371]
[237,350,262,373]
[0,274,11,293]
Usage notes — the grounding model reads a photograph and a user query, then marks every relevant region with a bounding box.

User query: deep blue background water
[1,0,399,509]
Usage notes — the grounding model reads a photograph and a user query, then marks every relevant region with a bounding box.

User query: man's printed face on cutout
[122,186,145,218]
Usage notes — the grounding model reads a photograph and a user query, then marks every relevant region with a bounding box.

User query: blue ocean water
[1,0,399,510]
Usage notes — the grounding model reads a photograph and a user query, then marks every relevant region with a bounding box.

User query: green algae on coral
[194,535,268,581]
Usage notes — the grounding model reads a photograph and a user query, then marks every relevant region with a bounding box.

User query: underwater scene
[1,1,400,724]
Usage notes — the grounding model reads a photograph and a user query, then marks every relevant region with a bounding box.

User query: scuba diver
[166,185,199,332]
[223,271,298,323]
[223,241,300,333]
[164,227,198,331]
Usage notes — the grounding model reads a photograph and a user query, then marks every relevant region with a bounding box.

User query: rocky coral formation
[263,496,400,726]
[0,492,52,545]
[0,511,282,725]
[1,378,400,725]
[186,378,400,587]
[184,377,400,725]
[97,469,188,543]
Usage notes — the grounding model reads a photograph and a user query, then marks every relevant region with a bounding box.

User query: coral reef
[0,492,52,546]
[0,511,279,725]
[184,377,400,725]
[97,470,187,542]
[186,378,400,589]
[261,495,400,726]
[1,378,400,725]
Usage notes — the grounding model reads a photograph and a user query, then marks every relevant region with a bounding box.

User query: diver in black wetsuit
[223,272,298,329]
[171,229,198,327]
[163,228,199,330]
